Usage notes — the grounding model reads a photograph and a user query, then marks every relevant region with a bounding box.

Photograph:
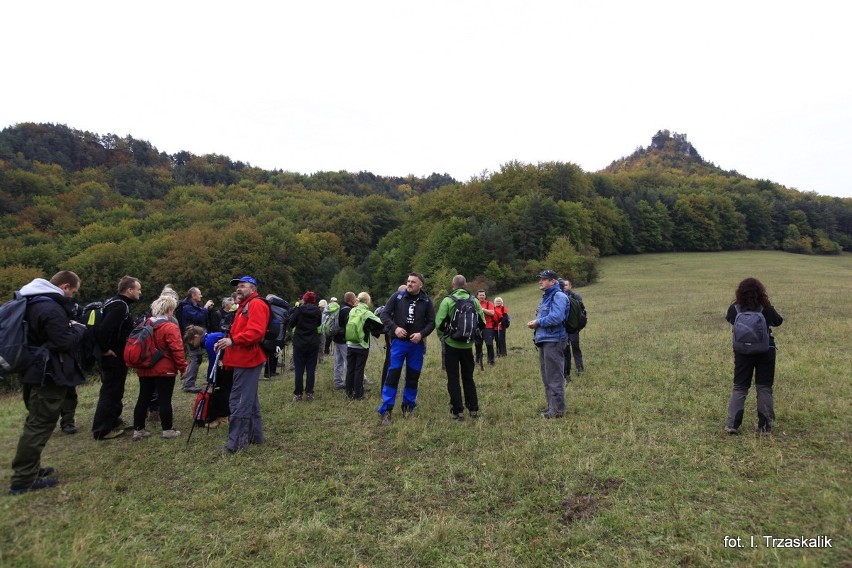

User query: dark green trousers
[11,383,67,488]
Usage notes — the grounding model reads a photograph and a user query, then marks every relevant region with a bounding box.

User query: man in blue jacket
[177,287,213,392]
[10,271,87,494]
[527,270,569,418]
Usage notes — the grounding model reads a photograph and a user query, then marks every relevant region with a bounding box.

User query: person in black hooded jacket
[287,291,322,401]
[9,271,87,495]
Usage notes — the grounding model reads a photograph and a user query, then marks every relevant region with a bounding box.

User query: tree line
[1,124,849,306]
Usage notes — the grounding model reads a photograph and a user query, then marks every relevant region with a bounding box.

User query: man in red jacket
[213,276,270,453]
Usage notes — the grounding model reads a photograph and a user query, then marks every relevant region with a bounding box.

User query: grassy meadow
[1,251,849,567]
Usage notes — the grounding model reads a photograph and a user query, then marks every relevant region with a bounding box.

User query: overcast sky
[3,1,850,197]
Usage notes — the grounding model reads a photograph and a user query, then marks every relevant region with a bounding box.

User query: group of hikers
[6,266,780,495]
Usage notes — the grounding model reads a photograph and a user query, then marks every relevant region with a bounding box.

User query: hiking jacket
[534,285,568,344]
[479,299,497,329]
[135,316,188,378]
[494,305,509,331]
[96,294,136,360]
[345,303,383,349]
[288,303,322,350]
[379,290,436,340]
[18,278,87,387]
[435,289,486,350]
[178,296,209,331]
[222,292,269,368]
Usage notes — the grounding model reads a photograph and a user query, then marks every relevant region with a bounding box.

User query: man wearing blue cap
[213,276,270,453]
[527,270,568,418]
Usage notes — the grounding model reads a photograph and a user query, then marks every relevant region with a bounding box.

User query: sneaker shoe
[541,411,564,419]
[205,418,221,429]
[381,411,392,426]
[293,394,303,402]
[305,392,315,402]
[183,386,202,393]
[132,429,151,441]
[469,411,480,419]
[9,477,59,495]
[61,424,78,435]
[38,467,55,478]
[100,428,126,440]
[161,429,182,439]
[450,412,464,422]
[725,427,739,435]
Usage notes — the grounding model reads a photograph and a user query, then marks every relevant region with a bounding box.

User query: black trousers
[444,346,478,414]
[345,347,369,398]
[475,329,495,364]
[92,358,128,439]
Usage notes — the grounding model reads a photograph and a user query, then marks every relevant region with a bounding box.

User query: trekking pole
[186,349,221,447]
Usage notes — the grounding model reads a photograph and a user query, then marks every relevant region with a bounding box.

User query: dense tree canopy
[1,124,849,304]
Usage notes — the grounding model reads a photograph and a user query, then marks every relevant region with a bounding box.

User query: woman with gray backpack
[724,277,783,435]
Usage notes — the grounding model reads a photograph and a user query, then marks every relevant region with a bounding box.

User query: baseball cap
[229,275,259,287]
[537,270,558,280]
[330,297,338,302]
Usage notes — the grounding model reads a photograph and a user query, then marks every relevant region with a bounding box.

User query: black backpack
[564,292,587,334]
[241,297,284,349]
[447,294,480,343]
[732,305,770,354]
[0,293,51,378]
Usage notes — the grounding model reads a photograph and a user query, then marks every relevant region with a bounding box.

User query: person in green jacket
[344,292,384,400]
[435,275,486,421]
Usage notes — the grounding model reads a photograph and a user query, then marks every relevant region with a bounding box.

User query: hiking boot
[38,467,55,478]
[161,429,182,439]
[450,412,464,422]
[305,392,315,402]
[132,429,151,441]
[9,477,59,496]
[469,411,480,419]
[293,394,303,402]
[100,428,125,440]
[381,411,392,426]
[206,418,221,429]
[61,424,78,435]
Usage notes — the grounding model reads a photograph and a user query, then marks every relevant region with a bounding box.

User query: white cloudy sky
[3,1,850,197]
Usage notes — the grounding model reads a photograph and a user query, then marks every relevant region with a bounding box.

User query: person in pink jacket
[131,295,187,441]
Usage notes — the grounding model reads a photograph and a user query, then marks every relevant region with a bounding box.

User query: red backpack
[124,318,167,369]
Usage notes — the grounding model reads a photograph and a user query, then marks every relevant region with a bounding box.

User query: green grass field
[1,251,849,567]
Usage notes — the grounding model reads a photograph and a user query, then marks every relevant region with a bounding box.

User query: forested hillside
[1,124,849,304]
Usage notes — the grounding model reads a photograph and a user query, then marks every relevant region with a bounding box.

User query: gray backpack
[732,305,770,354]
